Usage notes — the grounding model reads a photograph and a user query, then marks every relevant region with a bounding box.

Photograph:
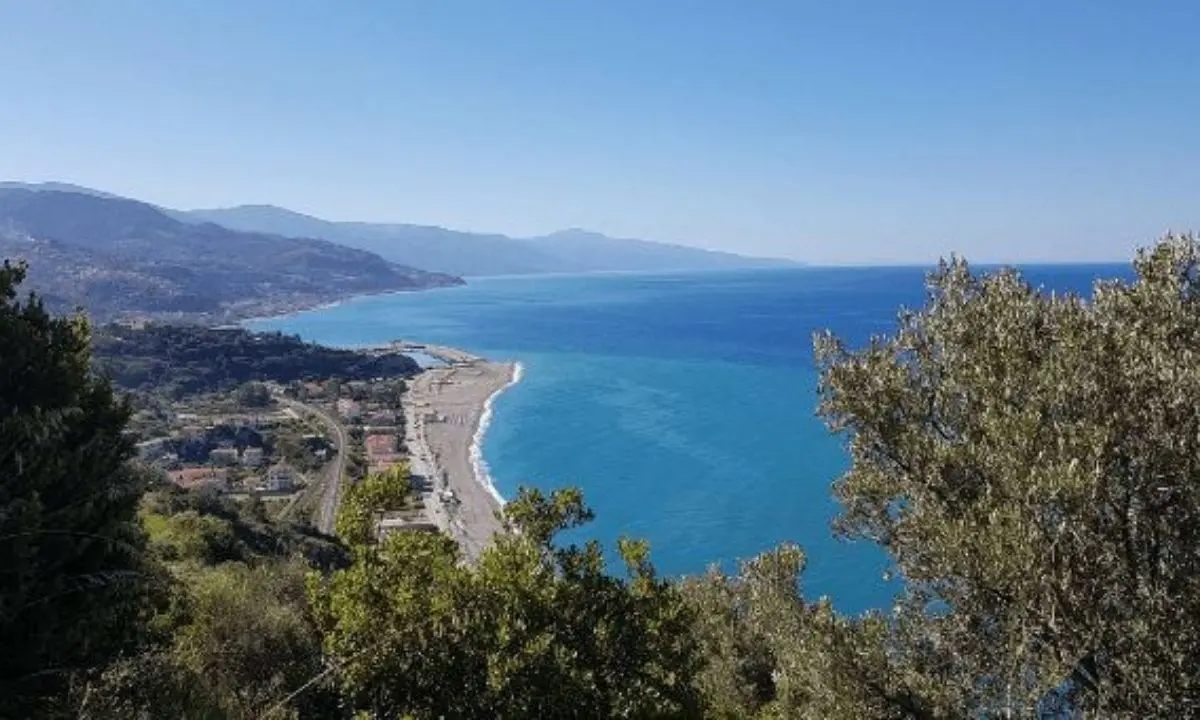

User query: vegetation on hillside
[81,487,348,719]
[182,201,793,278]
[0,187,463,322]
[91,323,420,398]
[0,261,155,718]
[6,237,1200,717]
[315,480,700,718]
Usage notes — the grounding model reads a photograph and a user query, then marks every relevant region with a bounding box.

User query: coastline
[469,361,523,508]
[231,281,465,328]
[403,357,519,561]
[229,288,520,557]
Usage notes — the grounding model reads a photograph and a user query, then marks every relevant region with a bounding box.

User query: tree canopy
[90,323,420,399]
[0,261,152,717]
[313,481,702,719]
[807,235,1200,716]
[9,236,1200,718]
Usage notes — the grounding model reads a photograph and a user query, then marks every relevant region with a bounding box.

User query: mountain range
[0,185,460,322]
[0,181,795,321]
[1,182,794,277]
[176,204,795,277]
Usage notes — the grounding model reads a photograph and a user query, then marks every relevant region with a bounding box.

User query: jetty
[382,340,484,366]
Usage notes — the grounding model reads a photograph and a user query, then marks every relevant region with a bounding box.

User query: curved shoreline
[403,359,515,560]
[469,361,523,507]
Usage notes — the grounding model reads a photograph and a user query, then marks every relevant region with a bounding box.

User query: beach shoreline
[403,356,519,560]
[469,361,523,508]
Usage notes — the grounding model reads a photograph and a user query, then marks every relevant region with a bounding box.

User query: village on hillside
[130,375,413,522]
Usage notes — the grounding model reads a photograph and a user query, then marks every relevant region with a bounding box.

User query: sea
[246,263,1131,614]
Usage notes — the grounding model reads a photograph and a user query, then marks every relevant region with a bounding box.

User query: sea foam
[470,361,524,506]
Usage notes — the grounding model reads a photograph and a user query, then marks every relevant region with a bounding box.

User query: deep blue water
[246,264,1130,613]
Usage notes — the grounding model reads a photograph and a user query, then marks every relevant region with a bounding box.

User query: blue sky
[1,0,1198,264]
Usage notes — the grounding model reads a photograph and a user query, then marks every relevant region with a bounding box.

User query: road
[276,395,348,535]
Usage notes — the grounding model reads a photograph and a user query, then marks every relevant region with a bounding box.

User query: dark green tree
[236,382,273,408]
[0,261,151,716]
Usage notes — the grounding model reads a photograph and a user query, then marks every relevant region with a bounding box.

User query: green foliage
[170,560,333,718]
[143,485,349,571]
[683,547,956,719]
[91,323,420,398]
[274,425,326,474]
[807,234,1200,717]
[0,260,153,717]
[78,488,351,718]
[16,236,1200,718]
[237,381,273,408]
[499,485,593,545]
[312,484,703,718]
[334,464,417,547]
[78,557,339,720]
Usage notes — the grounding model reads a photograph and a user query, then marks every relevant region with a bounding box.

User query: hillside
[525,228,792,273]
[177,204,561,276]
[0,188,462,321]
[92,323,420,397]
[181,203,796,277]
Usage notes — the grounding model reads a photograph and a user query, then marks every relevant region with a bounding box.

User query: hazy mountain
[0,189,461,322]
[179,205,561,276]
[181,204,796,277]
[0,181,124,199]
[1,181,797,279]
[524,228,791,273]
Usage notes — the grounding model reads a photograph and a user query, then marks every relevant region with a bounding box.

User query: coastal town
[128,338,516,551]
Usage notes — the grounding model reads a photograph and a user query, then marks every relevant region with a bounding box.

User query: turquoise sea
[247,264,1129,613]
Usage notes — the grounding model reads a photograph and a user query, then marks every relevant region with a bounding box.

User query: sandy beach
[403,356,517,560]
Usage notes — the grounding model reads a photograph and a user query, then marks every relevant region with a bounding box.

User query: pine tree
[0,261,151,716]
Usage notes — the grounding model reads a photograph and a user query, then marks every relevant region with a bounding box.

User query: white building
[265,463,297,492]
[241,447,265,467]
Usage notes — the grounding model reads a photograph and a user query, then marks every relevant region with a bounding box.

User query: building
[241,447,265,467]
[364,410,397,427]
[265,463,297,492]
[168,467,229,492]
[209,447,239,466]
[336,398,362,421]
[365,433,402,474]
[365,433,397,457]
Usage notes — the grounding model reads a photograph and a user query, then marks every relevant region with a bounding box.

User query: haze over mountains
[181,204,796,277]
[4,181,794,277]
[0,184,460,321]
[0,180,795,321]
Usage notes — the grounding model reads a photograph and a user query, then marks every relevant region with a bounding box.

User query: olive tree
[811,235,1200,717]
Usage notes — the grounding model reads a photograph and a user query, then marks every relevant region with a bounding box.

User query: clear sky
[1,1,1198,264]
